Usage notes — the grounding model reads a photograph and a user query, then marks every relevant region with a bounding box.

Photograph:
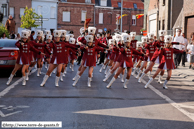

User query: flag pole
[84,12,87,30]
[120,0,123,32]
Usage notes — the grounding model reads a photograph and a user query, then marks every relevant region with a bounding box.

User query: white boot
[118,75,120,78]
[40,68,42,75]
[144,77,153,89]
[6,74,14,85]
[105,66,110,74]
[71,64,74,71]
[103,72,112,82]
[55,76,60,87]
[123,79,129,89]
[26,72,29,81]
[158,75,163,84]
[103,64,106,69]
[22,76,26,86]
[37,68,40,77]
[148,71,151,79]
[35,64,37,69]
[132,67,137,75]
[64,68,67,74]
[163,80,168,89]
[106,77,116,89]
[121,74,124,83]
[88,77,92,87]
[29,67,33,75]
[72,75,80,86]
[99,64,104,72]
[138,72,145,83]
[40,75,49,87]
[63,72,66,77]
[115,68,118,75]
[73,71,79,81]
[105,69,111,78]
[70,64,72,69]
[136,70,142,79]
[60,73,63,82]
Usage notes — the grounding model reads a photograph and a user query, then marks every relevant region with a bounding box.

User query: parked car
[0,39,19,70]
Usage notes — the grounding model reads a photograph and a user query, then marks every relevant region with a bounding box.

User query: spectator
[180,33,188,67]
[30,31,35,41]
[173,29,184,68]
[188,32,194,69]
[16,33,21,40]
[5,15,16,34]
[1,33,8,39]
[10,31,15,39]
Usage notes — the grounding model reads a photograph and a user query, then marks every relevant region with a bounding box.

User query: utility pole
[120,0,123,32]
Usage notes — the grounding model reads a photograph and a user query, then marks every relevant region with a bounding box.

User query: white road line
[0,69,36,98]
[136,75,194,121]
[0,110,22,117]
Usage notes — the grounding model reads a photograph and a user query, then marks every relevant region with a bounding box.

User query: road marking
[137,75,194,121]
[0,69,36,98]
[0,110,22,117]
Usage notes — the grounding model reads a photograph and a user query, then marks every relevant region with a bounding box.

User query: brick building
[8,0,32,33]
[57,0,95,37]
[0,0,8,25]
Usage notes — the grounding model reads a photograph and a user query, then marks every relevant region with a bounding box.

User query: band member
[136,33,156,79]
[132,36,148,76]
[106,34,144,89]
[130,32,138,65]
[6,30,44,86]
[40,30,77,87]
[72,35,105,87]
[44,34,53,70]
[144,35,185,89]
[69,38,78,72]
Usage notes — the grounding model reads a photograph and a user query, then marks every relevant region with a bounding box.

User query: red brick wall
[57,2,94,37]
[148,0,158,11]
[59,0,95,4]
[112,0,144,9]
[9,0,32,33]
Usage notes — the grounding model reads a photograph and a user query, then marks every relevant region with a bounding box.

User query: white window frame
[132,15,136,26]
[99,13,103,24]
[101,0,107,6]
[98,29,103,33]
[9,7,14,18]
[50,6,56,19]
[20,8,25,18]
[63,11,70,22]
[85,0,91,4]
[1,4,7,17]
[81,10,87,21]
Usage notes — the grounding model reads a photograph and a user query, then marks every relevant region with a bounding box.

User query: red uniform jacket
[15,41,40,65]
[50,41,77,64]
[158,48,183,69]
[116,43,124,62]
[34,41,50,59]
[130,40,138,49]
[44,41,53,58]
[120,47,143,68]
[110,46,120,61]
[81,46,104,67]
[145,42,156,60]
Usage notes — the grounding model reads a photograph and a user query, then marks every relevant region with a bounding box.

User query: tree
[21,6,42,29]
[0,24,10,38]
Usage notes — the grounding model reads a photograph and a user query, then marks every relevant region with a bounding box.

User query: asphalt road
[0,64,194,129]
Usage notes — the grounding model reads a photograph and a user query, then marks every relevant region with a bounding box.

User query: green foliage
[0,24,10,38]
[21,6,42,29]
[140,28,146,32]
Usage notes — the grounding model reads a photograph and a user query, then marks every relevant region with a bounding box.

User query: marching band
[6,27,186,90]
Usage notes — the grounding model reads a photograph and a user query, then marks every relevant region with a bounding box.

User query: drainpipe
[170,0,173,30]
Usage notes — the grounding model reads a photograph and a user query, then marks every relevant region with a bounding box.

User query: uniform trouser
[99,52,105,64]
[77,51,83,64]
[174,53,179,66]
[180,52,186,65]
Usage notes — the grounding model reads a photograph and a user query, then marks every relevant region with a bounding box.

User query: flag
[136,14,144,19]
[84,18,91,29]
[116,14,128,20]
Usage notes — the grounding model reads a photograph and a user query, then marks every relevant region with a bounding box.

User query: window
[81,10,87,21]
[159,20,161,30]
[20,8,25,18]
[98,29,103,33]
[162,20,165,30]
[9,7,14,18]
[85,0,91,3]
[50,7,56,18]
[63,11,70,22]
[61,0,67,2]
[1,4,7,17]
[118,2,121,8]
[101,0,107,6]
[99,13,103,24]
[133,3,137,9]
[162,0,165,6]
[37,6,42,15]
[132,15,136,25]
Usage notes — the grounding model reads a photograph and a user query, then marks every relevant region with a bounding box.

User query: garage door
[187,17,194,38]
[149,20,157,34]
